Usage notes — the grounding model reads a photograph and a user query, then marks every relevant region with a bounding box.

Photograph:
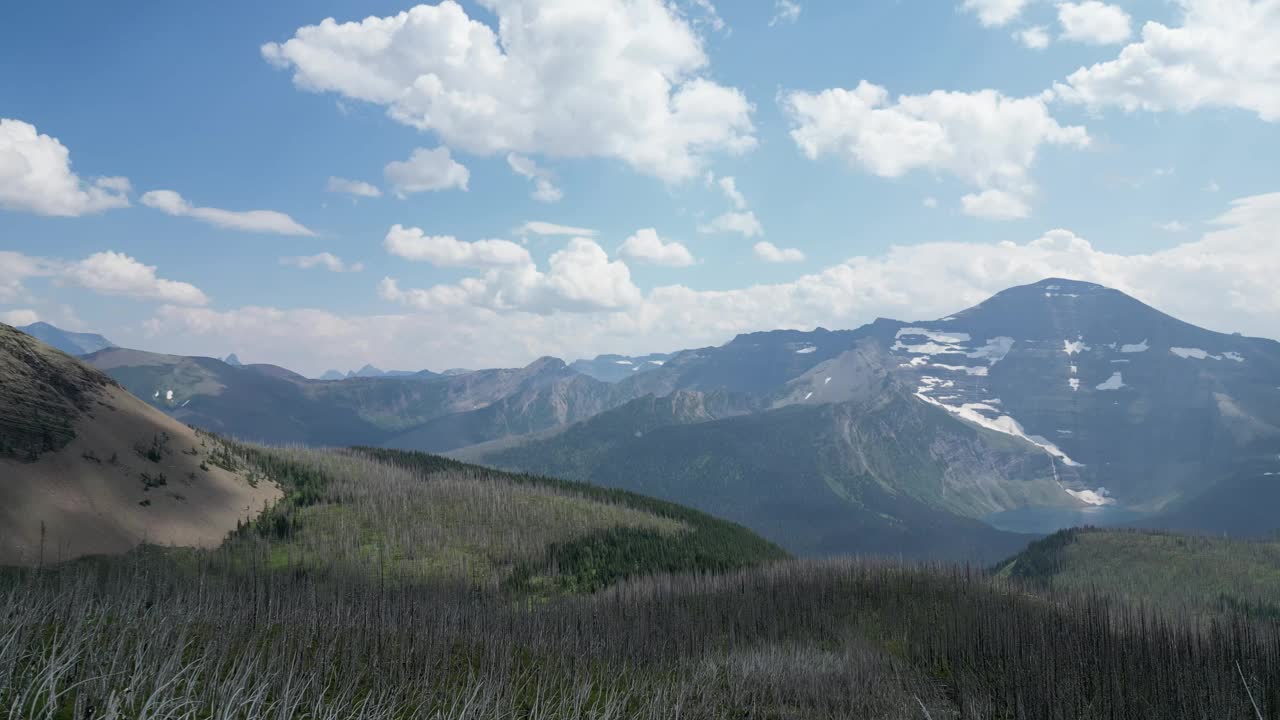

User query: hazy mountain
[878,278,1280,517]
[569,352,673,382]
[0,324,278,565]
[17,322,115,356]
[472,279,1280,554]
[223,353,243,367]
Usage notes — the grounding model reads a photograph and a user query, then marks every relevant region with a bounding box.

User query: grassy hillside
[221,444,786,592]
[997,526,1280,617]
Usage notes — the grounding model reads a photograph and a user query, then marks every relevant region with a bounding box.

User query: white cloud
[783,81,1089,217]
[384,147,469,196]
[0,309,39,326]
[754,241,805,262]
[141,191,1280,376]
[1016,25,1051,49]
[327,176,381,198]
[689,0,726,32]
[770,0,802,26]
[0,118,130,216]
[717,176,748,209]
[618,228,695,267]
[923,196,939,208]
[140,190,314,236]
[514,221,597,237]
[381,236,641,314]
[506,153,563,203]
[1205,180,1221,193]
[384,224,531,268]
[61,251,209,305]
[1052,0,1280,121]
[1155,220,1189,232]
[281,253,364,272]
[698,211,764,237]
[962,189,1031,220]
[0,251,55,302]
[1057,1,1131,45]
[962,0,1028,27]
[262,1,755,182]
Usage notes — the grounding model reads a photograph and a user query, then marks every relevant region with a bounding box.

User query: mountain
[17,321,115,356]
[319,369,345,380]
[223,353,243,366]
[878,278,1280,519]
[477,346,1050,561]
[83,349,636,450]
[0,323,279,565]
[569,352,673,382]
[469,278,1280,556]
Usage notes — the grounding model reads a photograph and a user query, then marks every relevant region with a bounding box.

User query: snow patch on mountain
[1065,487,1114,506]
[966,336,1015,365]
[932,363,989,376]
[1095,373,1125,391]
[914,380,1083,467]
[1063,338,1089,356]
[1069,378,1080,392]
[795,346,817,354]
[1121,340,1149,353]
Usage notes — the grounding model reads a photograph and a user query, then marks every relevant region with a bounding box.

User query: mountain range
[21,277,1280,560]
[16,321,116,356]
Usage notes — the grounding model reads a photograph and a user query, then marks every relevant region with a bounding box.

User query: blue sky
[2,0,1279,375]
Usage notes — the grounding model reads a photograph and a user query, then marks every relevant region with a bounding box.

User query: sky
[2,0,1279,376]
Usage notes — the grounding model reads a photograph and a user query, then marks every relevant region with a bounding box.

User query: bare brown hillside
[0,324,279,565]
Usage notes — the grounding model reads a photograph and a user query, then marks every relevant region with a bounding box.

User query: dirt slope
[0,324,279,565]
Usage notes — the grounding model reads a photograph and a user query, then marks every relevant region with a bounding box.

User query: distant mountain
[17,322,115,356]
[569,353,672,382]
[0,323,278,565]
[319,369,345,381]
[83,349,634,451]
[223,353,243,367]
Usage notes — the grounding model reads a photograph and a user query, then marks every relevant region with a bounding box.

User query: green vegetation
[3,439,1278,718]
[998,526,1280,617]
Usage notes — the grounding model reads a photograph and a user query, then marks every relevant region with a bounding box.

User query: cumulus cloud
[962,189,1031,220]
[698,211,764,237]
[61,251,209,305]
[0,309,39,326]
[754,241,805,263]
[1016,25,1051,49]
[384,147,469,196]
[141,191,1280,375]
[384,224,531,268]
[0,118,130,216]
[281,253,364,272]
[514,221,597,237]
[717,176,748,210]
[506,154,563,202]
[381,236,641,314]
[962,0,1028,27]
[618,228,695,267]
[1051,0,1280,121]
[1057,1,1131,45]
[140,190,314,236]
[770,0,801,26]
[327,176,381,198]
[782,81,1089,217]
[0,251,55,302]
[262,1,755,182]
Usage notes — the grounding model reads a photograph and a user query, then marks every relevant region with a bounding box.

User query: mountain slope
[17,322,115,356]
[568,352,672,382]
[882,278,1280,514]
[0,323,279,565]
[480,375,1046,561]
[997,527,1280,616]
